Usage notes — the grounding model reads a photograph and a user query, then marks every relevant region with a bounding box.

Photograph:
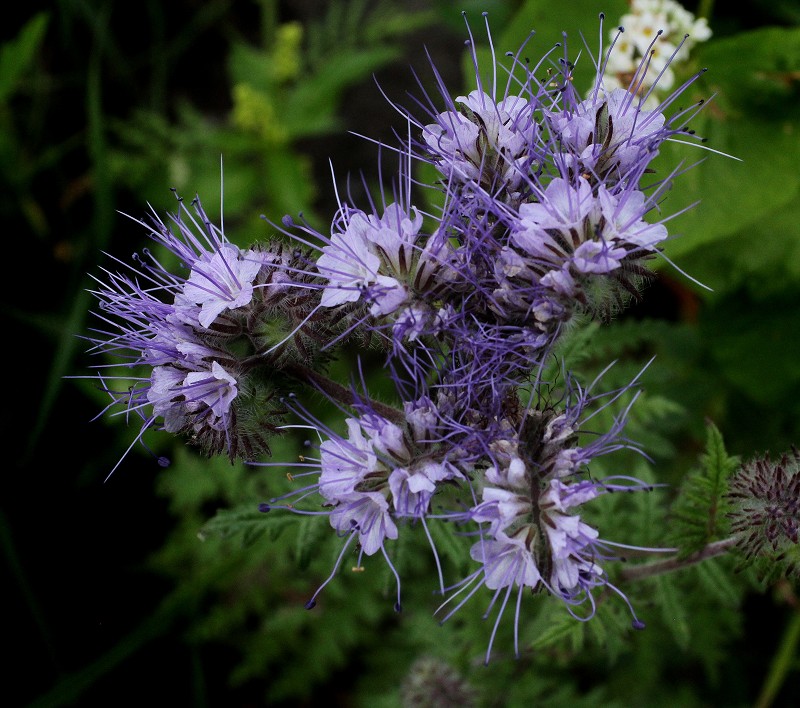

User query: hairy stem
[284,363,405,424]
[619,536,738,583]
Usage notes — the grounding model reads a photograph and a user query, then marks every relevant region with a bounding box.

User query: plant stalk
[619,537,738,583]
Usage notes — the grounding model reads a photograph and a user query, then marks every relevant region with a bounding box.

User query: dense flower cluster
[84,12,711,660]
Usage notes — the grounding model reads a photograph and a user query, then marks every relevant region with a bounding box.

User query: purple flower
[319,417,380,499]
[512,177,666,276]
[82,196,311,468]
[515,178,596,242]
[329,491,399,556]
[181,244,263,328]
[316,215,391,308]
[181,361,239,427]
[315,404,465,521]
[423,89,539,199]
[597,185,668,249]
[311,196,461,348]
[547,88,668,181]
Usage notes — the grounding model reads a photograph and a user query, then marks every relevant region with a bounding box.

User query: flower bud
[727,448,800,577]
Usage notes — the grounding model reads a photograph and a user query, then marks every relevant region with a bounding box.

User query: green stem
[619,537,737,583]
[284,363,405,424]
[697,0,715,21]
[755,607,800,708]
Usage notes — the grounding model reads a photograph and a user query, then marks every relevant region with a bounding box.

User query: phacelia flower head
[82,9,718,663]
[546,88,670,183]
[435,368,655,663]
[262,385,477,613]
[84,195,339,469]
[508,177,667,318]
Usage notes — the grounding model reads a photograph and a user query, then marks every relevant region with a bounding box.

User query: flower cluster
[603,0,711,105]
[85,11,710,659]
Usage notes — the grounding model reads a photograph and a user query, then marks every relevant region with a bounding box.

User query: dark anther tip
[258,503,271,513]
[305,600,316,610]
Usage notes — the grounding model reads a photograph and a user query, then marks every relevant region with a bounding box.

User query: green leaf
[294,515,328,570]
[694,557,742,609]
[540,319,601,379]
[426,517,472,574]
[529,605,585,651]
[675,197,800,301]
[282,47,400,137]
[0,13,49,102]
[199,505,297,547]
[261,147,317,217]
[699,292,800,406]
[698,27,800,112]
[495,0,629,88]
[700,421,741,491]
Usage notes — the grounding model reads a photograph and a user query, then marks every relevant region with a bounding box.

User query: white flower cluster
[604,0,711,101]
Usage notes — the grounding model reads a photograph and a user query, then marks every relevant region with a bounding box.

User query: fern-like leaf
[199,504,299,547]
[668,420,740,558]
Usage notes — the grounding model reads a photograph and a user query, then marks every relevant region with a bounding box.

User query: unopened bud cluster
[727,448,800,577]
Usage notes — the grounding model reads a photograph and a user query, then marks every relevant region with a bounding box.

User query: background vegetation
[5,1,800,705]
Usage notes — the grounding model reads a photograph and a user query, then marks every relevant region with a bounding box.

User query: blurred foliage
[7,1,800,706]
